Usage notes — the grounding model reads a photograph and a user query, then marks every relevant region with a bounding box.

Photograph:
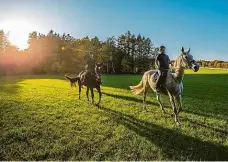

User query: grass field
[1,68,228,160]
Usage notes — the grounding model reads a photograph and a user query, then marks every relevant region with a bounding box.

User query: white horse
[130,47,199,125]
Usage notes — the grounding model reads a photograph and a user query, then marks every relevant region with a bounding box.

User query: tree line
[0,29,227,76]
[197,60,228,68]
[0,30,157,75]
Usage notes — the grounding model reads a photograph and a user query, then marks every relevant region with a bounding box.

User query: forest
[0,30,227,75]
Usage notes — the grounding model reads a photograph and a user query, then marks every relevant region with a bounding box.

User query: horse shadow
[180,116,228,135]
[102,91,228,130]
[98,106,228,160]
[183,109,228,120]
[102,91,160,107]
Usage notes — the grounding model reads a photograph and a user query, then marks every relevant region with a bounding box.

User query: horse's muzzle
[192,62,199,72]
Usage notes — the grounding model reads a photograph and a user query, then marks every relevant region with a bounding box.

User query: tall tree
[0,30,9,55]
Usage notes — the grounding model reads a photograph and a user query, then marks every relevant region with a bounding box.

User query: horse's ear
[181,47,184,52]
[188,48,190,53]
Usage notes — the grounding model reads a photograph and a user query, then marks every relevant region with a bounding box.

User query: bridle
[180,54,195,69]
[172,54,195,71]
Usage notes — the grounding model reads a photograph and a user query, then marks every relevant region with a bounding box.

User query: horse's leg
[90,88,94,105]
[176,94,183,114]
[156,93,166,114]
[78,81,81,100]
[96,86,102,106]
[143,87,148,111]
[168,92,180,125]
[86,87,89,102]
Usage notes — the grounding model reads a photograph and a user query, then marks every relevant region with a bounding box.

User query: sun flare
[0,19,40,50]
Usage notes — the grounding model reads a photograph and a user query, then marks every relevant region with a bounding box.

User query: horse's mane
[173,54,182,68]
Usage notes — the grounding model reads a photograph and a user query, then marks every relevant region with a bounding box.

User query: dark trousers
[156,70,168,88]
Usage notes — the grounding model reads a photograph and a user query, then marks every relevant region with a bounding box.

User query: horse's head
[95,62,103,80]
[180,47,199,72]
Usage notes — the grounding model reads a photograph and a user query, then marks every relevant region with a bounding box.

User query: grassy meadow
[0,68,228,160]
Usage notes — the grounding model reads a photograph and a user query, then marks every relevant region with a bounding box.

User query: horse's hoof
[176,122,181,126]
[175,118,181,126]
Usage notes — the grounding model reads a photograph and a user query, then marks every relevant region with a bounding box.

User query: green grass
[185,67,228,74]
[1,69,228,160]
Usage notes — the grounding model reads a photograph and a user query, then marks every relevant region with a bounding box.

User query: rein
[87,70,100,79]
[173,54,190,70]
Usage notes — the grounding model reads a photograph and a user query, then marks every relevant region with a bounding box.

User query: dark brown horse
[65,63,103,106]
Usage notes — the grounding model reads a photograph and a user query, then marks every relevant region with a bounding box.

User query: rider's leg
[155,70,162,92]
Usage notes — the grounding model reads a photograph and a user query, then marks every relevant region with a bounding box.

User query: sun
[0,19,40,50]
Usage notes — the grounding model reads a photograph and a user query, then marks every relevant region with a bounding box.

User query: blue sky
[0,0,228,60]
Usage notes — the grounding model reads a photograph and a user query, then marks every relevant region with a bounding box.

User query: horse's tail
[129,80,144,95]
[129,73,147,95]
[65,74,80,87]
[130,71,150,95]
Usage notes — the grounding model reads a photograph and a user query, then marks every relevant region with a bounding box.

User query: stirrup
[155,86,161,92]
[155,89,160,93]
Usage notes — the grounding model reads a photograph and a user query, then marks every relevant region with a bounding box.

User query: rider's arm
[168,57,171,68]
[168,57,173,72]
[169,63,173,72]
[155,55,160,69]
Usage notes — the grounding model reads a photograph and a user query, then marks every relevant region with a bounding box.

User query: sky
[0,0,228,61]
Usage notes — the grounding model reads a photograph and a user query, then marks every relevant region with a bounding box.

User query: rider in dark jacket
[155,45,170,92]
[82,54,102,85]
[85,54,96,72]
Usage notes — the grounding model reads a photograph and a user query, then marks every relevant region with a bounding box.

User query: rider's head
[160,45,166,54]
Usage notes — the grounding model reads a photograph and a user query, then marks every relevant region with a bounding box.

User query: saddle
[151,71,168,94]
[151,71,167,82]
